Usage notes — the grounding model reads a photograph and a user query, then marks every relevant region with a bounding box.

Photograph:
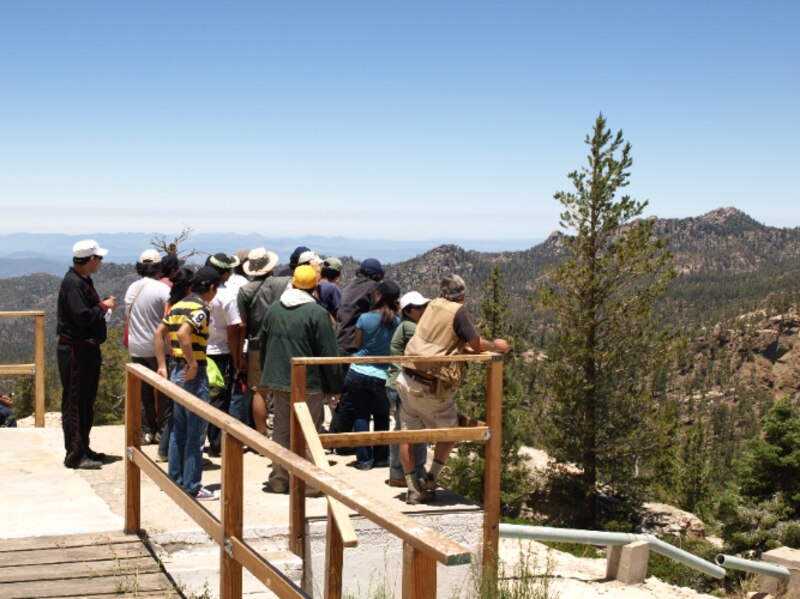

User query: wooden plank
[402,542,437,599]
[318,426,489,448]
[0,543,150,567]
[230,537,309,598]
[0,310,45,318]
[324,508,344,599]
[125,370,142,534]
[0,558,160,583]
[50,593,179,599]
[294,402,358,548]
[482,358,504,590]
[0,572,173,598]
[0,364,35,375]
[220,432,244,599]
[292,353,493,365]
[289,364,307,566]
[0,532,138,553]
[34,313,46,428]
[130,447,223,544]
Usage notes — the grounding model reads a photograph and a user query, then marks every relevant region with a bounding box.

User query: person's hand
[328,394,340,407]
[492,339,510,354]
[102,296,117,310]
[0,394,12,408]
[156,366,168,379]
[184,362,198,381]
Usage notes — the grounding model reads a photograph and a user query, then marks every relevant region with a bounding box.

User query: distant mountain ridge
[0,232,541,278]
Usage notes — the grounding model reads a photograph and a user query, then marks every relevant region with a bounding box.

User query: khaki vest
[405,298,467,387]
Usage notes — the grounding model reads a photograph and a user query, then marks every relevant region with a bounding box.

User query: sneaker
[156,453,168,463]
[373,459,390,468]
[85,449,110,463]
[263,481,289,494]
[421,474,436,492]
[385,477,406,488]
[194,487,218,501]
[354,461,373,471]
[142,432,154,445]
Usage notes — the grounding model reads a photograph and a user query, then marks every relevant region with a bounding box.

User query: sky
[1,1,798,242]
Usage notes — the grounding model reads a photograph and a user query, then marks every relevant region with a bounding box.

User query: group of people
[55,239,509,505]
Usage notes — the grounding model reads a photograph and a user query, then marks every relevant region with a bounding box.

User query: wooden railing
[0,311,46,427]
[124,354,502,598]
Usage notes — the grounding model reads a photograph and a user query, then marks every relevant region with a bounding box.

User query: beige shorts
[396,371,458,431]
[247,347,264,391]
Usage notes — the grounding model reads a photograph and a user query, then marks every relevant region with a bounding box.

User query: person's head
[358,258,385,282]
[205,252,240,282]
[321,257,343,282]
[292,264,318,292]
[72,239,108,274]
[135,249,162,278]
[399,291,431,322]
[160,253,181,279]
[289,246,311,270]
[233,248,250,277]
[192,266,222,300]
[168,266,195,304]
[243,247,279,279]
[297,250,323,277]
[439,274,467,303]
[373,279,401,326]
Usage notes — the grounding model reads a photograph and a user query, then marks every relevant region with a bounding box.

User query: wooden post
[124,368,142,534]
[402,543,437,599]
[482,356,503,589]
[33,313,45,428]
[289,363,308,566]
[220,432,244,599]
[324,507,344,599]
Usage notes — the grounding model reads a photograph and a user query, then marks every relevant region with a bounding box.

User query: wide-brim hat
[243,247,279,277]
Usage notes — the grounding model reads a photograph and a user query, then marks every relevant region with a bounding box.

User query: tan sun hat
[243,247,279,277]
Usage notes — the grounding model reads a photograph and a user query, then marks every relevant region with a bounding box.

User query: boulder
[638,502,706,539]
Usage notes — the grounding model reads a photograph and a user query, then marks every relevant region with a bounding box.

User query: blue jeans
[387,388,427,480]
[347,369,390,467]
[168,363,210,495]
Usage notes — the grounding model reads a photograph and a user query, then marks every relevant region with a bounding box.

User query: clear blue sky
[1,1,798,240]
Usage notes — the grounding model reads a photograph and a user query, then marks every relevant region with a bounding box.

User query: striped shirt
[162,294,211,362]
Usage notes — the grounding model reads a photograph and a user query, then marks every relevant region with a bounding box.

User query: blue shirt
[351,311,400,379]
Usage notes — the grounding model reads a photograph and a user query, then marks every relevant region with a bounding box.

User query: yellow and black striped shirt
[162,294,211,362]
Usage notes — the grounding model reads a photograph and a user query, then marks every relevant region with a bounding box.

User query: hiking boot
[263,481,289,494]
[156,453,168,463]
[420,474,436,493]
[193,487,218,501]
[373,459,390,468]
[406,488,434,505]
[385,477,406,488]
[85,449,110,463]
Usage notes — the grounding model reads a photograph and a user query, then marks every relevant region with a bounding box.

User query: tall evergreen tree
[537,114,675,526]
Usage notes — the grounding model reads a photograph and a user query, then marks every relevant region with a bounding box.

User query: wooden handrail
[292,353,499,365]
[124,362,480,598]
[0,310,46,427]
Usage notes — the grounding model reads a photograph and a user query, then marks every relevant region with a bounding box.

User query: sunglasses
[92,255,104,261]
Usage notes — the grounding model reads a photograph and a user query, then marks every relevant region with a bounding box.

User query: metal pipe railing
[715,554,790,579]
[499,523,726,579]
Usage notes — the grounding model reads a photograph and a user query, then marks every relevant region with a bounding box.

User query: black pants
[206,353,233,455]
[132,356,159,436]
[58,341,101,466]
[329,363,355,435]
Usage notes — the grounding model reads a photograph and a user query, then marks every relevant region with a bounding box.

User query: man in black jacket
[57,239,116,469]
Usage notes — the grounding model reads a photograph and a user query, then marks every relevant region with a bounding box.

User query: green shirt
[386,318,417,390]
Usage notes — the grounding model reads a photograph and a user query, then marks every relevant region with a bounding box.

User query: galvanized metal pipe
[498,524,726,579]
[715,554,790,579]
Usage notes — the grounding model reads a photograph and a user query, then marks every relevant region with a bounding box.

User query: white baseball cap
[138,249,161,264]
[400,291,430,312]
[72,239,109,259]
[297,250,323,266]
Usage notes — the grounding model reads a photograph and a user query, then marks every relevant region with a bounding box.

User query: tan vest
[405,298,467,387]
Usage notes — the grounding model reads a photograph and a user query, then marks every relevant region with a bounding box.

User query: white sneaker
[194,487,219,501]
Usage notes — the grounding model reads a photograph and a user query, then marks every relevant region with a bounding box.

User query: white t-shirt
[207,283,242,355]
[124,277,170,358]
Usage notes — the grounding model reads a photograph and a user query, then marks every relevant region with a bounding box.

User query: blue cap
[359,258,384,276]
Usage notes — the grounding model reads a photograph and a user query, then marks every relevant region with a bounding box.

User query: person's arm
[353,327,363,350]
[226,324,242,371]
[154,322,170,378]
[176,323,198,381]
[467,336,510,354]
[0,395,12,408]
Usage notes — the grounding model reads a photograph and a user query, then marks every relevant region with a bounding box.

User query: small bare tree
[150,227,199,260]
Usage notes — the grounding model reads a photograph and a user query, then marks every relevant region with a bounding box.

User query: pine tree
[537,114,675,526]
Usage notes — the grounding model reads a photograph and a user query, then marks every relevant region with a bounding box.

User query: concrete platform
[0,422,484,598]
